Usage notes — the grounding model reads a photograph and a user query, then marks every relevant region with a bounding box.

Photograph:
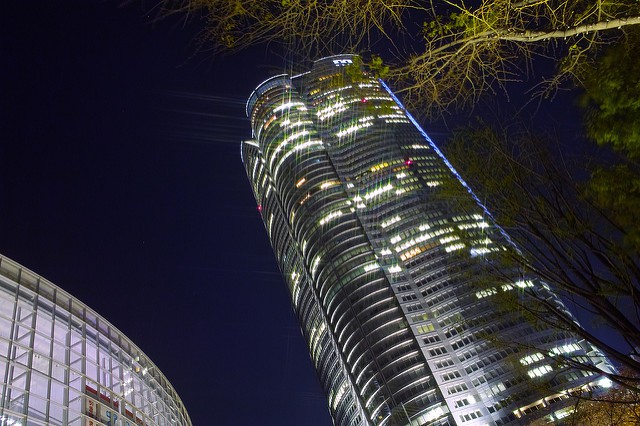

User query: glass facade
[0,255,191,426]
[241,55,612,426]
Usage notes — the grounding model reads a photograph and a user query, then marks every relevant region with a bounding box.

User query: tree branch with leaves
[159,0,640,113]
[441,116,640,389]
[160,0,418,55]
[396,0,640,113]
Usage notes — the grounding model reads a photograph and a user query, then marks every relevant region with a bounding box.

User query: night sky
[1,1,332,424]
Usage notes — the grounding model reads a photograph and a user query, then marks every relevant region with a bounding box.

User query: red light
[361,98,367,103]
[257,205,263,212]
[405,159,413,166]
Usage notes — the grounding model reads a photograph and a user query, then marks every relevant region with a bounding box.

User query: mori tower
[241,55,610,426]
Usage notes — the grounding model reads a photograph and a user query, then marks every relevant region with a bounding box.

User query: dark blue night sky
[1,1,332,424]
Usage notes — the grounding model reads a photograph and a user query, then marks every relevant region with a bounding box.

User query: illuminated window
[363,262,380,272]
[416,324,435,334]
[413,405,446,424]
[439,235,459,244]
[520,353,544,366]
[364,183,393,200]
[411,313,430,323]
[273,139,323,178]
[550,343,581,355]
[332,59,353,66]
[331,381,349,410]
[273,101,305,113]
[317,102,347,121]
[470,248,491,256]
[445,243,465,252]
[299,193,311,205]
[320,180,339,190]
[336,119,374,138]
[263,114,276,130]
[319,210,343,226]
[269,130,311,168]
[475,288,497,299]
[515,280,534,288]
[370,162,389,173]
[400,246,423,261]
[311,255,321,278]
[528,365,553,378]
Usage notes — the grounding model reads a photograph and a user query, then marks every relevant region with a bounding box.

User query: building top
[246,54,358,121]
[246,74,290,120]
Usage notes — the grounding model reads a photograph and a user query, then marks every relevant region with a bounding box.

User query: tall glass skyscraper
[241,55,610,426]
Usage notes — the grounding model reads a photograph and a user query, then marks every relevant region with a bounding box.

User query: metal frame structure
[0,255,191,426]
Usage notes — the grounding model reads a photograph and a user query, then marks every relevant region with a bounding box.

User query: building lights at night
[0,255,191,426]
[240,55,614,426]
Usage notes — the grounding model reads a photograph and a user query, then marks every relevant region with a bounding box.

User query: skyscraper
[241,55,610,426]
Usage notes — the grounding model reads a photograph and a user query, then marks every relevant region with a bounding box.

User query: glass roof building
[0,254,191,426]
[241,55,611,426]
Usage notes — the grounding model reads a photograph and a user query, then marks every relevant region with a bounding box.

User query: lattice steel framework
[0,255,191,426]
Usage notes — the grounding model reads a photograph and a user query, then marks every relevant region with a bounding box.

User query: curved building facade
[0,255,191,426]
[241,55,611,426]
